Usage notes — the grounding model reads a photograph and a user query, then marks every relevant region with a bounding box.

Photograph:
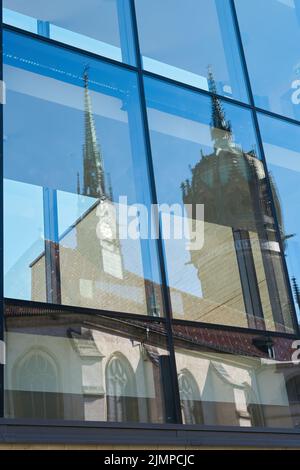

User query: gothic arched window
[12,349,63,419]
[286,375,300,428]
[105,354,138,423]
[287,375,300,403]
[178,370,203,425]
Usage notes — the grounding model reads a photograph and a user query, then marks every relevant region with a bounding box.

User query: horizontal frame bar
[0,419,300,448]
[3,23,137,72]
[3,24,300,130]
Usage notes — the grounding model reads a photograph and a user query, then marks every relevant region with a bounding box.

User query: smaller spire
[83,64,90,90]
[82,66,106,199]
[207,66,232,145]
[292,277,300,310]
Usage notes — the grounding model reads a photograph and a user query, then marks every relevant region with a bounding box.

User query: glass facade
[5,305,170,423]
[2,0,300,437]
[173,324,300,428]
[3,0,136,64]
[145,76,294,333]
[258,114,300,320]
[235,0,300,119]
[4,30,164,317]
[135,0,248,101]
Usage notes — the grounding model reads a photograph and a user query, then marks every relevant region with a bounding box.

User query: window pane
[4,30,164,317]
[235,0,300,119]
[5,303,171,423]
[173,323,300,428]
[144,76,295,333]
[258,114,300,320]
[135,0,248,102]
[4,181,46,302]
[3,0,136,65]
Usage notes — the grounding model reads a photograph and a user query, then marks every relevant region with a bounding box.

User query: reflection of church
[5,302,300,428]
[4,70,300,429]
[29,68,295,334]
[180,70,294,333]
[30,69,163,318]
[5,304,168,424]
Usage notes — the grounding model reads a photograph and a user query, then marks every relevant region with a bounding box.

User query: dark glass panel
[258,114,300,321]
[173,323,300,428]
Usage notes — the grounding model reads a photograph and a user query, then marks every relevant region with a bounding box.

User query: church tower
[181,70,292,331]
[77,68,123,280]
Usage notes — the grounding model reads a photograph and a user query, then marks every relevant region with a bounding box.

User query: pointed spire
[207,66,232,145]
[83,66,106,199]
[292,277,300,310]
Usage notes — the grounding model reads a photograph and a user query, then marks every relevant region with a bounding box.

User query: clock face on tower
[96,199,117,242]
[98,219,114,241]
[96,199,123,280]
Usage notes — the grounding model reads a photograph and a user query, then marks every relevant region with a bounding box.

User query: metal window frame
[230,0,300,337]
[1,0,300,447]
[0,0,3,421]
[1,419,300,448]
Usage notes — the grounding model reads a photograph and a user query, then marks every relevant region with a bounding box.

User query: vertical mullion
[251,109,300,335]
[229,0,255,107]
[116,0,136,65]
[43,188,61,305]
[0,0,4,418]
[230,0,300,335]
[215,0,247,101]
[129,0,182,424]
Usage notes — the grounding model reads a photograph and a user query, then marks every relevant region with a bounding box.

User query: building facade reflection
[5,304,169,423]
[180,72,294,333]
[29,68,163,318]
[4,302,300,428]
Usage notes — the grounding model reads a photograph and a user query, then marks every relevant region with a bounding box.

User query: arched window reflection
[13,349,63,419]
[178,370,203,424]
[286,375,300,428]
[106,354,138,422]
